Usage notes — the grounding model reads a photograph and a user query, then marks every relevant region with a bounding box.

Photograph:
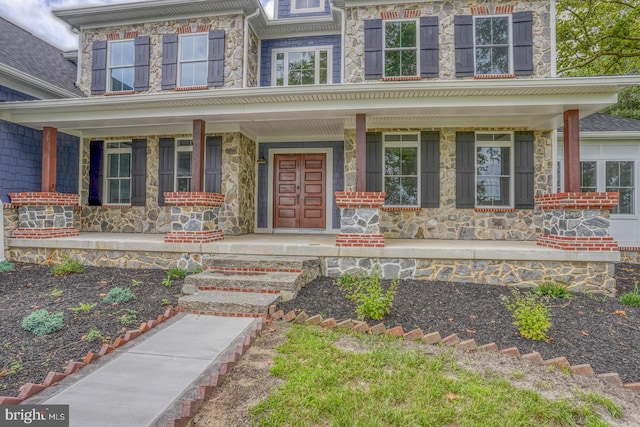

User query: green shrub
[533,280,571,299]
[71,302,97,314]
[51,256,84,276]
[118,308,138,326]
[22,309,64,336]
[103,287,135,304]
[0,260,16,272]
[167,267,188,280]
[85,327,104,343]
[620,282,640,307]
[503,290,552,341]
[337,264,399,321]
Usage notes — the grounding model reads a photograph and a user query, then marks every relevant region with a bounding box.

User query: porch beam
[192,119,206,192]
[355,113,366,192]
[41,126,57,192]
[563,109,580,193]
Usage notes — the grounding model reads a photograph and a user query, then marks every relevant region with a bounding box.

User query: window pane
[319,51,328,84]
[475,18,492,45]
[401,21,416,47]
[180,61,207,86]
[400,177,418,205]
[276,53,285,86]
[180,35,207,61]
[120,179,131,204]
[177,177,191,192]
[109,41,134,67]
[385,51,401,77]
[108,154,119,178]
[402,147,418,175]
[288,51,315,85]
[177,152,192,178]
[475,47,492,75]
[620,161,634,186]
[581,161,597,189]
[108,180,120,204]
[110,67,134,91]
[477,146,511,206]
[119,153,131,178]
[606,161,635,214]
[385,22,401,48]
[491,47,509,74]
[401,50,417,76]
[385,147,401,175]
[493,17,509,44]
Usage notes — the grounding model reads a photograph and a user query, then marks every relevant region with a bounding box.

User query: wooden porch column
[41,126,57,192]
[191,119,206,192]
[355,114,366,192]
[563,110,581,193]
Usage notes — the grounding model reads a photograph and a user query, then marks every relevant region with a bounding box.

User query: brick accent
[441,333,461,347]
[206,266,302,274]
[165,229,224,243]
[164,192,225,207]
[537,235,618,251]
[177,24,211,34]
[381,206,422,212]
[11,227,80,239]
[381,76,422,81]
[473,74,516,79]
[335,192,385,209]
[335,233,385,247]
[422,331,442,345]
[107,31,138,40]
[379,10,399,19]
[474,208,517,213]
[175,86,209,91]
[535,192,619,210]
[495,5,515,14]
[470,6,490,15]
[543,357,570,369]
[9,192,79,206]
[402,9,421,18]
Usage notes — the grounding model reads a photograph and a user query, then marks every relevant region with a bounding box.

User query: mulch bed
[0,263,183,397]
[280,263,640,385]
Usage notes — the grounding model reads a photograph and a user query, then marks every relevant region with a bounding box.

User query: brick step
[201,254,321,273]
[183,271,304,301]
[178,290,280,315]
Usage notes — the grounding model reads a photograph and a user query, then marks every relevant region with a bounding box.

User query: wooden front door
[274,154,326,229]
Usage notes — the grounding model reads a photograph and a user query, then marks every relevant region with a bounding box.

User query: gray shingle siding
[0,85,37,102]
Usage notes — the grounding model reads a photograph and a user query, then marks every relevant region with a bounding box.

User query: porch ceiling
[0,77,638,140]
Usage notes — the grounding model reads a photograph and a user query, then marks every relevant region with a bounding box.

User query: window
[580,161,597,193]
[474,15,511,75]
[475,133,513,207]
[606,161,635,214]
[384,133,419,206]
[273,48,330,86]
[292,0,324,13]
[105,141,131,204]
[384,20,417,77]
[176,139,193,191]
[179,34,208,87]
[108,40,134,92]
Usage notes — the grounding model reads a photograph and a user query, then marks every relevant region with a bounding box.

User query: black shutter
[456,132,475,208]
[131,139,147,206]
[364,19,383,80]
[514,131,535,208]
[91,41,107,95]
[454,15,474,77]
[134,36,150,92]
[161,34,178,90]
[208,30,225,87]
[365,132,382,192]
[513,11,534,76]
[158,138,175,205]
[420,17,439,78]
[204,136,222,193]
[421,131,440,208]
[89,141,103,205]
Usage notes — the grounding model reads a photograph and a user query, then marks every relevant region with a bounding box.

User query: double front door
[274,154,326,229]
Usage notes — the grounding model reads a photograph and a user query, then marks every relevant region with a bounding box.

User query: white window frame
[473,14,513,76]
[475,132,514,208]
[107,39,135,92]
[383,19,419,78]
[178,33,208,88]
[383,132,421,207]
[175,139,193,192]
[291,0,325,14]
[104,141,132,206]
[271,46,332,86]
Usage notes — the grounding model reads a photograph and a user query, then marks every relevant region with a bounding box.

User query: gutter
[243,8,261,88]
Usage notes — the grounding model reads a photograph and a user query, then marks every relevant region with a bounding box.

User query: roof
[577,112,640,133]
[0,17,83,98]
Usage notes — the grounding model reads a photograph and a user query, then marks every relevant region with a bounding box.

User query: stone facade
[542,210,610,237]
[78,15,246,96]
[246,27,259,88]
[340,208,380,234]
[343,0,552,84]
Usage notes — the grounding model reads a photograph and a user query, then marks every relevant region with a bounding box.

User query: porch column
[41,126,57,192]
[355,114,366,192]
[191,119,206,192]
[563,110,581,193]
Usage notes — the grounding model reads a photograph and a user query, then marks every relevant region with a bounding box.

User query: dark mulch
[0,263,183,397]
[280,263,640,385]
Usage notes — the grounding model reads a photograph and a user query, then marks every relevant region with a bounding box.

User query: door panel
[274,153,326,229]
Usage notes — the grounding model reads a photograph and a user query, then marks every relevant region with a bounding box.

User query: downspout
[243,8,261,88]
[329,0,346,83]
[550,0,557,77]
[0,199,5,261]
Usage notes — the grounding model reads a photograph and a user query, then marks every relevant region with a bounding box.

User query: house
[1,0,639,292]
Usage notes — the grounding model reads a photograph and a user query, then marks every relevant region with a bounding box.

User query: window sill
[382,206,422,211]
[104,90,135,96]
[381,76,422,82]
[175,85,209,91]
[100,205,133,209]
[474,207,517,213]
[473,74,515,79]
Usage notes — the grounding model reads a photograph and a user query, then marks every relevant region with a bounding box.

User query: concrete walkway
[25,313,260,427]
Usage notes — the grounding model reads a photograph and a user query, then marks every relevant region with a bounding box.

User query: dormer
[275,0,332,20]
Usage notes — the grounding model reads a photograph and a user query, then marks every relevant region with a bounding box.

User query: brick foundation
[164,229,224,244]
[537,235,618,251]
[11,227,80,239]
[9,192,80,239]
[335,192,385,247]
[164,192,225,243]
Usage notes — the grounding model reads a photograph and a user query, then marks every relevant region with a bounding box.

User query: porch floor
[8,232,619,263]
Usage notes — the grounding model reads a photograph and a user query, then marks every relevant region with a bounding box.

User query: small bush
[84,328,105,343]
[0,260,16,272]
[620,282,640,307]
[103,287,135,304]
[70,302,97,314]
[51,256,84,276]
[337,264,399,321]
[167,268,188,280]
[22,310,64,336]
[118,308,138,326]
[503,290,552,341]
[533,280,571,299]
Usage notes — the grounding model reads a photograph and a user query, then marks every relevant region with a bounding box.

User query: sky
[0,0,274,51]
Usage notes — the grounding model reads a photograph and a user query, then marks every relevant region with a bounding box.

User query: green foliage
[118,308,138,326]
[85,327,105,343]
[533,280,571,299]
[70,302,97,314]
[337,264,399,321]
[162,277,173,287]
[5,358,23,376]
[49,289,64,298]
[161,298,172,306]
[131,279,143,287]
[605,87,640,121]
[22,309,64,336]
[192,265,204,274]
[503,290,552,341]
[167,267,187,280]
[620,282,640,308]
[103,287,135,304]
[50,256,84,276]
[0,260,16,272]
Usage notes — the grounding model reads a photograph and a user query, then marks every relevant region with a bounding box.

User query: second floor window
[292,0,323,12]
[179,34,208,87]
[274,48,330,86]
[105,141,132,204]
[108,40,134,92]
[176,139,193,191]
[384,20,417,77]
[475,16,511,75]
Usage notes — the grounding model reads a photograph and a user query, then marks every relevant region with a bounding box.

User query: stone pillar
[164,192,225,243]
[9,192,80,238]
[536,192,619,251]
[335,191,385,247]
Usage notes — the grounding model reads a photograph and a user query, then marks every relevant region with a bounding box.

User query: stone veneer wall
[620,249,640,264]
[78,15,246,95]
[246,27,259,88]
[344,128,553,240]
[343,1,552,83]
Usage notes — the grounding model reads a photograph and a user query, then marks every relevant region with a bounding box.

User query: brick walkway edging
[268,306,640,394]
